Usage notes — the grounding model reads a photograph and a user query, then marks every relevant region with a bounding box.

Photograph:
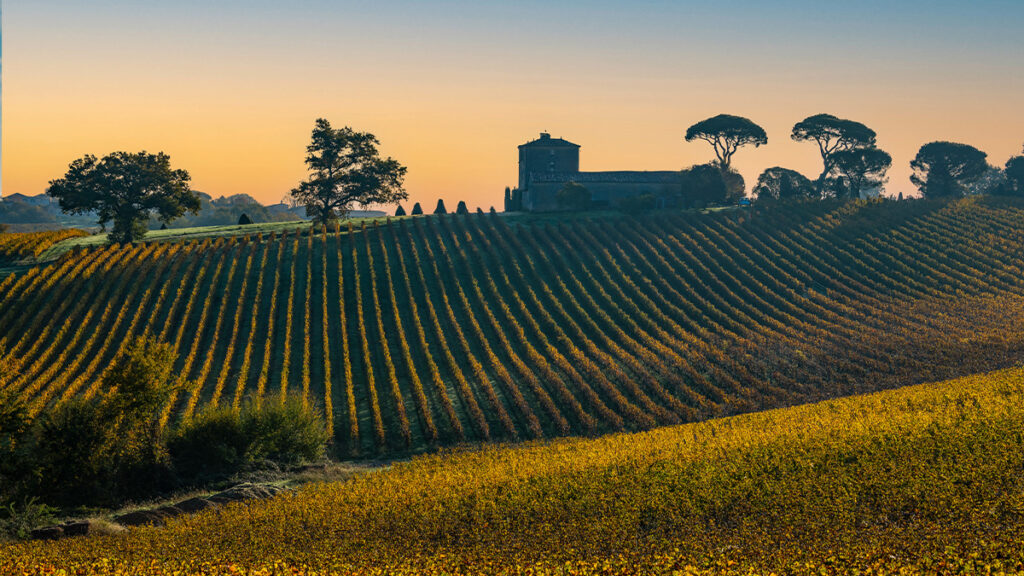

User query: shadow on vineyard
[0,338,330,528]
[3,197,1024,460]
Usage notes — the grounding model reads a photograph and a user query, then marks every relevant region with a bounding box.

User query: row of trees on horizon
[680,113,1024,204]
[31,115,1024,243]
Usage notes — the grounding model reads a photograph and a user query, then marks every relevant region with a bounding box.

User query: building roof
[531,171,682,184]
[519,133,580,149]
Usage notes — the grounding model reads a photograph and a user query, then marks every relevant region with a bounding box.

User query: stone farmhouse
[505,133,684,212]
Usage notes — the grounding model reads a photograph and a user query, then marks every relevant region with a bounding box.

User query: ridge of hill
[2,197,1024,456]
[5,365,1024,574]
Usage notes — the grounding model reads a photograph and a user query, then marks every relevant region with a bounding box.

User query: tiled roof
[531,171,682,184]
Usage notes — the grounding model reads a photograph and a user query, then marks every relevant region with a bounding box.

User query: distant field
[0,229,89,264]
[34,217,393,260]
[5,365,1024,574]
[2,197,1024,458]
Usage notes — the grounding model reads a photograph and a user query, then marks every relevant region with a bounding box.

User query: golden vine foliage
[0,229,88,262]
[4,367,1024,574]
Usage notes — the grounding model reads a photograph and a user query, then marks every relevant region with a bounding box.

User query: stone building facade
[506,133,684,212]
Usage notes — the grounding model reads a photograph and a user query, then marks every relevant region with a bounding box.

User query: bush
[617,193,656,212]
[680,164,728,207]
[238,213,253,225]
[556,182,591,212]
[31,338,179,507]
[0,499,55,541]
[243,396,328,464]
[168,407,251,484]
[752,167,815,202]
[411,202,423,215]
[169,394,328,486]
[434,199,447,214]
[0,390,32,505]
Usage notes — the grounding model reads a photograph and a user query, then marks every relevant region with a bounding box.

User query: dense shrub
[680,164,728,208]
[616,193,657,212]
[169,394,328,486]
[31,338,179,507]
[556,182,591,212]
[752,167,815,202]
[0,500,55,541]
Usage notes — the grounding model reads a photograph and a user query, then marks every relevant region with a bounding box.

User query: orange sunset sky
[2,1,1023,212]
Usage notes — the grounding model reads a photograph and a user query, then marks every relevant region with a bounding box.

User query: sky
[2,0,1023,211]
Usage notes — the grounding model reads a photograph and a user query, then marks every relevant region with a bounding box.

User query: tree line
[683,113,1024,204]
[551,113,1023,211]
[40,115,1024,243]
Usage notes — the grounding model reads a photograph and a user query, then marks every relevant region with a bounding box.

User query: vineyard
[5,365,1024,574]
[0,229,88,264]
[2,197,1024,456]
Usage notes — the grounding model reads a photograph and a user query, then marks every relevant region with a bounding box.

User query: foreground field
[4,366,1023,574]
[2,197,1024,456]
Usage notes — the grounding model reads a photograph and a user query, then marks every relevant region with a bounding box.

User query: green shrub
[242,395,328,465]
[169,394,328,485]
[167,407,250,485]
[557,182,591,212]
[31,337,179,507]
[0,499,55,541]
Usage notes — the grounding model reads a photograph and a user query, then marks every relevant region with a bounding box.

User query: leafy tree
[456,201,470,215]
[680,164,729,208]
[411,202,423,215]
[721,167,746,204]
[556,182,591,212]
[1004,152,1024,196]
[290,119,407,226]
[33,337,180,506]
[910,142,989,198]
[238,213,253,225]
[685,114,767,169]
[394,204,407,216]
[752,167,816,202]
[47,151,199,244]
[968,167,1009,196]
[792,114,876,193]
[434,199,447,214]
[830,147,892,199]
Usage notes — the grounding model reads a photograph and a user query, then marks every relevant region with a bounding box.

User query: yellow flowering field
[3,366,1024,574]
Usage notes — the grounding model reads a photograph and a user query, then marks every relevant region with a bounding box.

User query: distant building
[506,133,684,212]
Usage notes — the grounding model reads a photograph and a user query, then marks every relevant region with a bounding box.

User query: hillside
[2,197,1024,456]
[4,366,1024,574]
